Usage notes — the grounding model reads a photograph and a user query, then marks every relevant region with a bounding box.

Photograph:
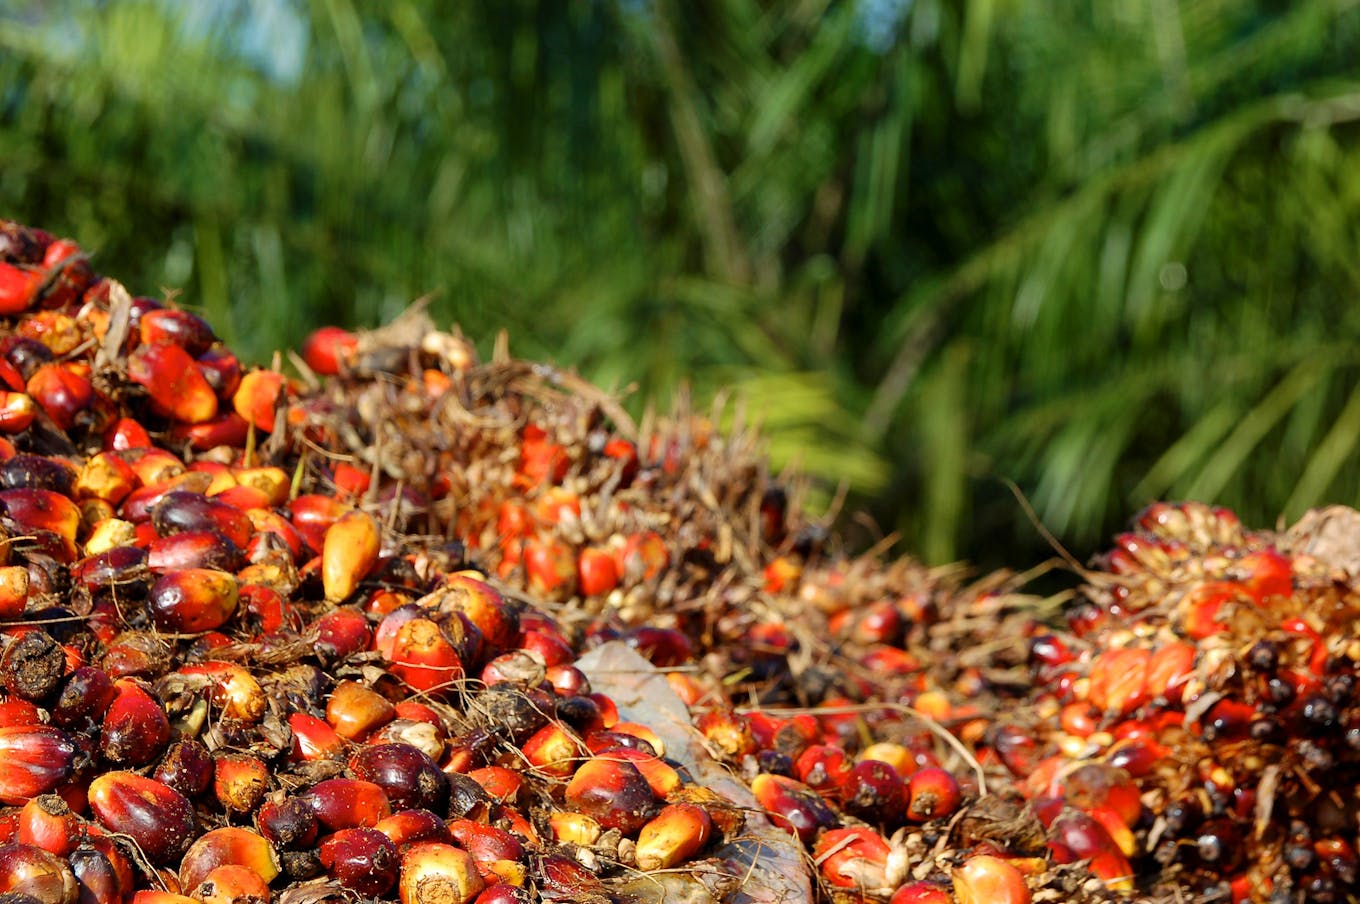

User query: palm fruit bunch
[0,215,1354,904]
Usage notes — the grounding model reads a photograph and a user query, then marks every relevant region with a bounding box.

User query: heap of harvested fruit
[0,216,1356,904]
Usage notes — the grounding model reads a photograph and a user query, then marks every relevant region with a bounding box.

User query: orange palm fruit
[323,509,381,601]
[634,803,713,871]
[126,343,218,424]
[232,369,285,433]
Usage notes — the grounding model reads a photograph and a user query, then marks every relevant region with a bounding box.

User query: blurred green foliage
[3,0,1360,569]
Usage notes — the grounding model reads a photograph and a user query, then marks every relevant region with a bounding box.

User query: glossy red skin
[319,827,398,896]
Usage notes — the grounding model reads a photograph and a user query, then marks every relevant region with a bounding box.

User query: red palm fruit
[516,625,573,667]
[122,447,187,486]
[814,826,899,892]
[587,693,619,729]
[607,721,664,757]
[763,556,802,593]
[1086,805,1138,858]
[622,626,695,667]
[152,491,253,548]
[290,493,350,554]
[906,767,963,822]
[1240,548,1293,602]
[179,826,280,892]
[255,798,319,850]
[138,308,217,356]
[154,739,215,799]
[593,746,680,797]
[374,605,423,659]
[1087,647,1150,717]
[25,363,93,431]
[88,771,197,863]
[319,826,399,896]
[1180,580,1246,639]
[350,744,449,814]
[323,509,381,602]
[1046,808,1134,892]
[1145,641,1196,703]
[0,262,44,313]
[103,416,153,451]
[50,666,116,732]
[576,546,619,596]
[191,864,271,904]
[861,643,921,676]
[563,756,656,835]
[521,534,576,599]
[615,530,668,583]
[374,809,450,848]
[841,759,907,826]
[238,583,296,634]
[466,767,522,803]
[0,698,42,728]
[68,843,124,904]
[0,842,78,902]
[303,778,393,832]
[601,436,638,483]
[232,369,285,433]
[313,608,372,660]
[99,679,170,766]
[534,487,580,524]
[213,755,269,815]
[0,564,26,618]
[795,744,852,795]
[542,663,589,698]
[398,842,485,904]
[952,855,1031,904]
[0,487,79,548]
[1056,762,1141,828]
[288,712,345,762]
[517,423,569,487]
[697,708,757,761]
[176,662,265,722]
[147,568,238,633]
[16,794,79,856]
[330,461,371,500]
[121,474,211,523]
[1059,701,1099,737]
[448,819,524,866]
[130,894,197,904]
[195,346,242,399]
[127,343,218,424]
[0,357,22,391]
[301,326,359,375]
[0,391,36,433]
[326,680,396,741]
[387,618,464,694]
[517,720,583,780]
[890,881,952,904]
[634,803,713,871]
[1104,736,1169,778]
[750,774,836,844]
[168,412,249,450]
[432,573,519,651]
[147,530,242,573]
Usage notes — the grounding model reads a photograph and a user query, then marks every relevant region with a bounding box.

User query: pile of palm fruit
[0,217,1355,904]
